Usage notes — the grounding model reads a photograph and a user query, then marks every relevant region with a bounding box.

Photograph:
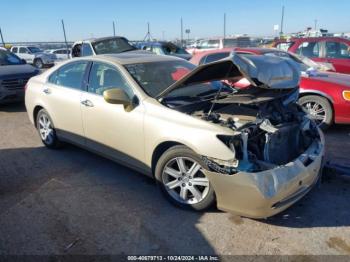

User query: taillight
[24,83,28,91]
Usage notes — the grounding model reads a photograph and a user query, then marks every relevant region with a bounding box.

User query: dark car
[0,48,39,104]
[273,37,350,74]
[136,41,192,60]
[71,36,138,57]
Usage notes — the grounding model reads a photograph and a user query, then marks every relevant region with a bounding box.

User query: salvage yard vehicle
[71,36,138,58]
[190,47,350,129]
[45,48,70,61]
[136,41,192,60]
[0,47,39,104]
[25,52,324,218]
[10,46,56,69]
[273,37,350,74]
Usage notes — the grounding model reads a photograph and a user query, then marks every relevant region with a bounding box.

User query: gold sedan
[25,53,324,218]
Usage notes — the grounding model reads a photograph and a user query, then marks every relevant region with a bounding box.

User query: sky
[1,0,349,42]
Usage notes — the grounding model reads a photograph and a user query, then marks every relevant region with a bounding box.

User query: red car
[272,37,350,74]
[190,47,350,129]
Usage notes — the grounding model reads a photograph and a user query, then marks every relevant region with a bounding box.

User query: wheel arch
[298,91,335,123]
[33,105,44,126]
[151,141,185,176]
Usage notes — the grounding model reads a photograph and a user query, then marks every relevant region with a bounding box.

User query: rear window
[92,38,135,54]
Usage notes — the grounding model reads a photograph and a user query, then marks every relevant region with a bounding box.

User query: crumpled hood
[303,70,350,88]
[157,53,301,99]
[0,64,39,79]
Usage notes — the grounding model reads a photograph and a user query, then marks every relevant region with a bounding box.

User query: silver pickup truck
[10,46,56,68]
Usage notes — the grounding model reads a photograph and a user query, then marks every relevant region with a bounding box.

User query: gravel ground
[0,102,350,257]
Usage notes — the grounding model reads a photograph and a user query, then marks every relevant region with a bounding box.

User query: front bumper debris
[204,130,325,218]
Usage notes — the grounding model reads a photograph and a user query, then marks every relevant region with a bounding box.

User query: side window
[88,62,134,97]
[275,42,293,51]
[296,42,320,57]
[82,43,93,56]
[12,47,18,53]
[19,47,29,54]
[326,42,350,59]
[48,61,88,90]
[205,52,230,64]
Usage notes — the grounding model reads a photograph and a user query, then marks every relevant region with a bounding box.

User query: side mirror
[103,88,134,111]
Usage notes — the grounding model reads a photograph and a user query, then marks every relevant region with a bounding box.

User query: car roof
[86,52,184,65]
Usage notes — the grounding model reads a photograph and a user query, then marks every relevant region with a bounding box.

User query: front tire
[36,109,61,149]
[155,145,215,211]
[298,95,333,130]
[34,58,43,69]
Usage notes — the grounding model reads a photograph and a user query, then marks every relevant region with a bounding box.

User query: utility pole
[224,13,226,40]
[280,5,284,37]
[143,22,152,42]
[113,21,116,36]
[181,17,183,47]
[61,19,69,59]
[0,26,5,47]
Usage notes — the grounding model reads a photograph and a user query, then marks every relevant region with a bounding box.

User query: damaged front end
[160,54,325,218]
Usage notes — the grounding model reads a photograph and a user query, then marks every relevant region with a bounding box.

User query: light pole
[224,13,226,40]
[61,20,69,59]
[280,5,285,37]
[180,17,183,47]
[0,26,5,47]
[113,21,116,36]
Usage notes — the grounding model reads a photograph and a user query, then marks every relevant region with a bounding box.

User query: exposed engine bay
[172,87,320,174]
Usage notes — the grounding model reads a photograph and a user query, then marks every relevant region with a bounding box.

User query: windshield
[0,49,24,65]
[28,47,43,53]
[162,43,189,55]
[92,38,136,54]
[125,60,232,99]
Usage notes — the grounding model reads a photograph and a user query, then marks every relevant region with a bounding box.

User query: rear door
[44,60,89,144]
[80,61,145,169]
[324,40,350,74]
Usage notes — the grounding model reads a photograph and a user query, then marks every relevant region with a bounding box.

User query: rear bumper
[204,130,325,219]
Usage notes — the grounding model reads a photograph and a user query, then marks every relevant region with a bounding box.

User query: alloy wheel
[162,157,210,205]
[38,114,54,144]
[301,101,326,126]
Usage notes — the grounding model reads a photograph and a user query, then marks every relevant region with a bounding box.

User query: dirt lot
[0,102,350,256]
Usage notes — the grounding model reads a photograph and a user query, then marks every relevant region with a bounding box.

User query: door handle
[43,88,51,94]
[81,99,94,107]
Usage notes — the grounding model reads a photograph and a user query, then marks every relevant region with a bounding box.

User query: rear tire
[36,109,61,149]
[155,145,215,211]
[298,95,333,130]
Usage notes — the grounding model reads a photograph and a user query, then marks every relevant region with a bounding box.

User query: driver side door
[80,61,146,171]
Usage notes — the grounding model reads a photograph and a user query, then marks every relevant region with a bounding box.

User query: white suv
[10,46,57,68]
